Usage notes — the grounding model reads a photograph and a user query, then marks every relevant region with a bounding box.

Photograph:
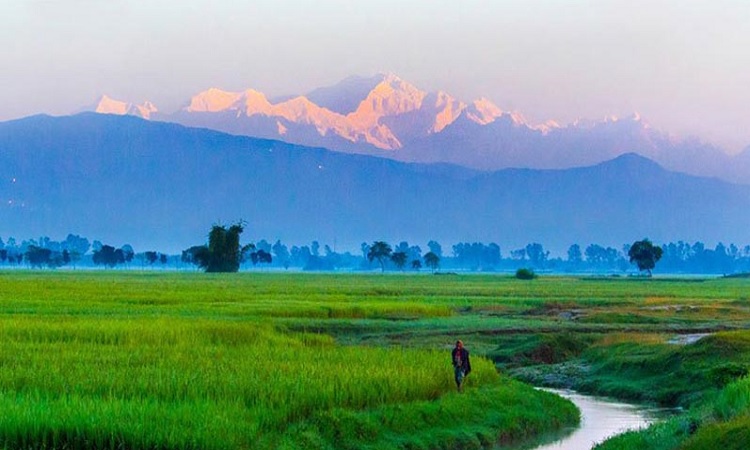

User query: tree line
[0,234,173,270]
[0,229,747,275]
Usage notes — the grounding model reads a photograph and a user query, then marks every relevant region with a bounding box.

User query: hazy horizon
[3,1,750,151]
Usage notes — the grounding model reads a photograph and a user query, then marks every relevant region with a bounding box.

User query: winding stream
[514,389,669,450]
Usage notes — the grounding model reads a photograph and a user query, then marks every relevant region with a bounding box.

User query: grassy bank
[512,331,750,407]
[595,374,750,449]
[506,328,750,448]
[580,331,750,449]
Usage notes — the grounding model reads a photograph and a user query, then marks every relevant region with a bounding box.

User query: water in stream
[511,389,668,450]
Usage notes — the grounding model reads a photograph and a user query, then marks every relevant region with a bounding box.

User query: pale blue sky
[3,0,750,149]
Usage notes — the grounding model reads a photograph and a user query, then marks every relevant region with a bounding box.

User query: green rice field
[1,271,749,449]
[0,272,578,449]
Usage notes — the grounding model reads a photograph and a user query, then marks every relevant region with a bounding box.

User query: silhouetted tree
[291,245,312,268]
[411,259,422,271]
[93,245,123,268]
[272,240,290,269]
[567,244,582,264]
[145,251,158,266]
[255,239,272,253]
[424,251,440,272]
[360,242,370,260]
[486,243,502,267]
[408,245,422,264]
[525,243,549,268]
[367,241,392,272]
[395,241,421,263]
[585,244,621,270]
[453,242,497,270]
[510,248,526,261]
[427,240,443,258]
[25,245,52,269]
[194,223,245,272]
[63,234,90,257]
[391,251,407,271]
[324,245,341,267]
[121,245,135,265]
[181,246,205,269]
[628,238,663,276]
[241,243,257,267]
[256,249,272,267]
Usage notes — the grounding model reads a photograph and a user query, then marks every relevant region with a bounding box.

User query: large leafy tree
[256,249,273,267]
[272,240,290,269]
[63,234,90,258]
[93,245,125,268]
[145,251,159,266]
[246,246,274,268]
[628,238,664,276]
[367,241,392,272]
[427,240,442,258]
[193,223,245,273]
[424,251,440,273]
[25,245,52,269]
[525,243,549,268]
[390,251,407,271]
[567,244,583,264]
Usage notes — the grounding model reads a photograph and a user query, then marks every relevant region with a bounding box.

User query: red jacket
[451,347,471,374]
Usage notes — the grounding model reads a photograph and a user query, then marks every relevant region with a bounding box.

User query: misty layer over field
[0,113,749,253]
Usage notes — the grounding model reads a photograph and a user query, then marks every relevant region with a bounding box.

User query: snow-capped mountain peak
[79,75,742,183]
[238,89,273,116]
[89,76,538,151]
[466,98,503,125]
[350,74,427,123]
[94,95,157,119]
[184,88,242,113]
[95,95,130,115]
[74,73,747,184]
[532,119,562,134]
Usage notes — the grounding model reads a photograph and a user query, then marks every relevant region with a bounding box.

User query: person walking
[451,340,471,392]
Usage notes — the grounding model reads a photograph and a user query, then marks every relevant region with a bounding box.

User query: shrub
[515,268,537,280]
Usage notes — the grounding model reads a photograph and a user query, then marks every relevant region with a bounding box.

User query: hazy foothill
[2,56,750,450]
[3,113,750,256]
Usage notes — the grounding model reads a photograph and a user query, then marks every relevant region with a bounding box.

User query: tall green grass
[0,272,583,449]
[0,317,502,448]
